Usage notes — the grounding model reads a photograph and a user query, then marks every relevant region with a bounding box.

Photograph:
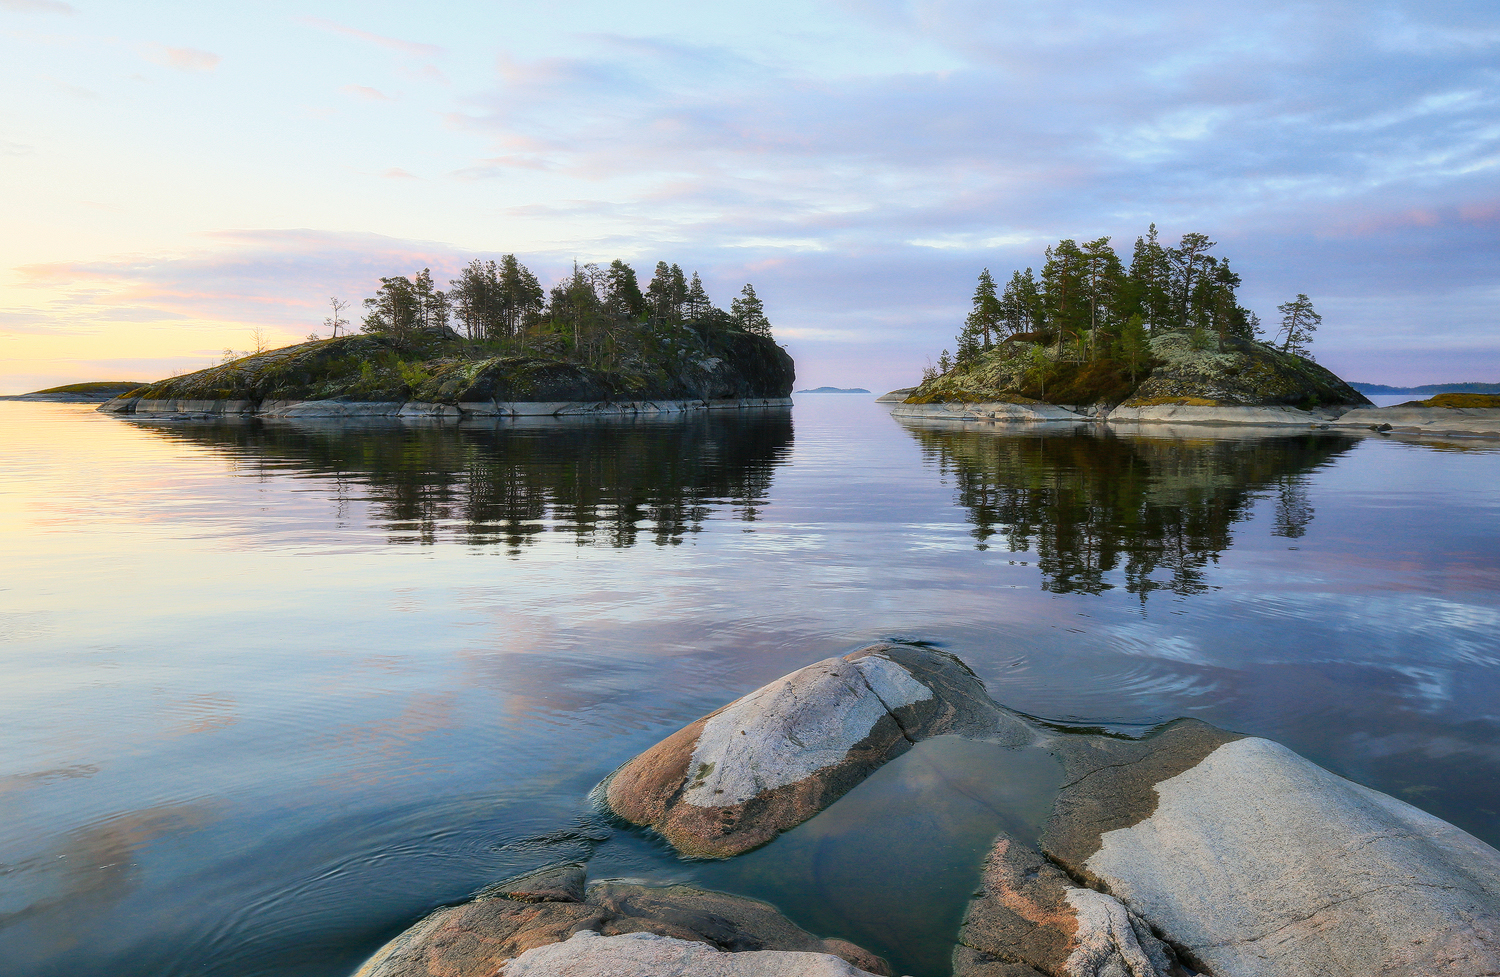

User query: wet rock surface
[359,646,1500,977]
[1062,736,1500,977]
[354,866,891,977]
[503,930,887,977]
[954,834,1183,977]
[602,641,1034,858]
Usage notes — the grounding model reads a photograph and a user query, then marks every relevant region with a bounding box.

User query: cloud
[381,167,417,179]
[144,45,221,72]
[341,84,394,101]
[0,0,75,13]
[297,16,443,59]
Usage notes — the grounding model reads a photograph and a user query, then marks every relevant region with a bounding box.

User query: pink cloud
[297,16,443,59]
[0,0,75,13]
[341,84,393,101]
[144,45,221,72]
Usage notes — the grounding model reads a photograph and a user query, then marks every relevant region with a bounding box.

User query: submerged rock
[503,930,885,977]
[602,641,1034,858]
[354,868,890,977]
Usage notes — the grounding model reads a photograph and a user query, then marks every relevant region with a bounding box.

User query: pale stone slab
[1085,736,1500,976]
[502,930,886,977]
[1104,404,1334,426]
[682,655,932,808]
[889,402,1084,422]
[1331,406,1500,437]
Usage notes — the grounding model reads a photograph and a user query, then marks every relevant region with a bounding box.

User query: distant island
[901,225,1370,417]
[97,256,795,418]
[1351,381,1500,395]
[795,386,871,394]
[2,381,148,402]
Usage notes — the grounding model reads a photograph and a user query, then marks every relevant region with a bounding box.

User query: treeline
[939,225,1319,377]
[347,256,772,365]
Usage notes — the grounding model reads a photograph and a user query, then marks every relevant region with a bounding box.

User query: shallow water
[2,397,1498,977]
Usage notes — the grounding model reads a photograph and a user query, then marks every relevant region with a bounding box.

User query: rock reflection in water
[896,419,1360,599]
[127,411,794,552]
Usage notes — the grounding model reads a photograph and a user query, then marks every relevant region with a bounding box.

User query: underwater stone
[602,641,1034,858]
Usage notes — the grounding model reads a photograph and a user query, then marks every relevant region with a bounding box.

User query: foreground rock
[602,641,1034,858]
[954,834,1183,977]
[99,327,794,419]
[504,930,885,976]
[1038,722,1500,976]
[354,865,890,977]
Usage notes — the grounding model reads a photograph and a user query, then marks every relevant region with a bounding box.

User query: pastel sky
[2,0,1497,393]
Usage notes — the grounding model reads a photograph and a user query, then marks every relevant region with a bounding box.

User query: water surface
[2,398,1497,976]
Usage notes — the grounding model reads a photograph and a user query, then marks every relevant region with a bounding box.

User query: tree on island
[356,256,774,373]
[928,224,1318,390]
[324,297,349,338]
[730,284,771,338]
[1275,294,1320,358]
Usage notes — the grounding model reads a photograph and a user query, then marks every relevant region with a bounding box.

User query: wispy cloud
[144,45,221,72]
[341,84,393,101]
[297,16,443,59]
[0,0,76,13]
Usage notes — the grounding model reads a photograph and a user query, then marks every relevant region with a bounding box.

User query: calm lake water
[3,396,1499,977]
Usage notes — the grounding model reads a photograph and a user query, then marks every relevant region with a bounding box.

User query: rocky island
[889,227,1499,437]
[98,258,794,419]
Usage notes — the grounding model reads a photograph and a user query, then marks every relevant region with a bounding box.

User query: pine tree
[966,268,1003,349]
[730,284,770,337]
[604,259,645,320]
[1275,294,1320,357]
[685,272,710,321]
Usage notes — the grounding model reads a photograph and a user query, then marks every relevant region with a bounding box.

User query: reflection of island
[132,412,793,551]
[898,419,1359,598]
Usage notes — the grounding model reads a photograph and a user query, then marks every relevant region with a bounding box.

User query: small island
[796,386,871,394]
[893,226,1500,436]
[99,258,794,418]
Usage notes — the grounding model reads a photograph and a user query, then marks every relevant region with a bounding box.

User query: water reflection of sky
[1,398,1498,977]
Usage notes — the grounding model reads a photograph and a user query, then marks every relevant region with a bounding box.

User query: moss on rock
[904,332,1370,412]
[111,326,794,409]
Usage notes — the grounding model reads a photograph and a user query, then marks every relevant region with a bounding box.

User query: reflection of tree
[133,413,792,553]
[901,425,1358,599]
[1272,477,1314,539]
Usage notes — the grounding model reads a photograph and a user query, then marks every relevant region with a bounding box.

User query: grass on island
[1416,393,1500,409]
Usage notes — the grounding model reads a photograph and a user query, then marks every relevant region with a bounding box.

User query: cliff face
[100,327,794,413]
[906,332,1370,410]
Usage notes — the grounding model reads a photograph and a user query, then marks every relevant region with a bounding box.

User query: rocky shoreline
[97,395,793,420]
[357,642,1500,977]
[889,399,1500,438]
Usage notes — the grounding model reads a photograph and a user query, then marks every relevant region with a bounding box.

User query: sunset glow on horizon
[4,0,1497,394]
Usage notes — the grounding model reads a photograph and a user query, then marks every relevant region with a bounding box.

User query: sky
[2,0,1497,394]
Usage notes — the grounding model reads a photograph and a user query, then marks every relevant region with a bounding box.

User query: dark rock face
[353,868,891,977]
[602,641,1034,858]
[98,328,794,414]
